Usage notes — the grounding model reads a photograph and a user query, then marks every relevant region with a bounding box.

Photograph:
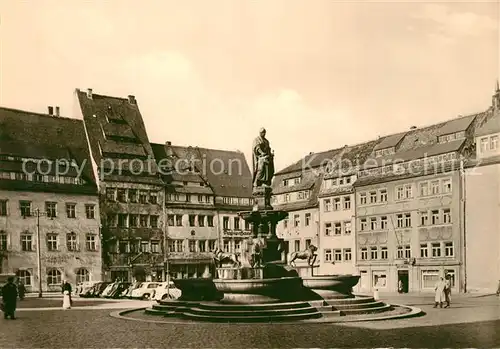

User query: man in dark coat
[2,277,18,319]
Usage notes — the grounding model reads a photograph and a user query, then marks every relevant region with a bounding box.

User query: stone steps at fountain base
[179,309,322,323]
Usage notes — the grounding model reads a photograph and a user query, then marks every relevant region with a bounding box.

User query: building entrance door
[398,270,409,293]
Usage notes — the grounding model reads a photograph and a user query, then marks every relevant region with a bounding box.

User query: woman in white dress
[62,290,71,309]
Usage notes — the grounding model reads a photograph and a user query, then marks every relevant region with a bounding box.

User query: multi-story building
[75,88,165,282]
[0,106,101,292]
[353,111,489,294]
[465,87,500,293]
[151,142,252,279]
[318,141,377,277]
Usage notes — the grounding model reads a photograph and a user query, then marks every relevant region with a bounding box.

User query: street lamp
[23,208,47,298]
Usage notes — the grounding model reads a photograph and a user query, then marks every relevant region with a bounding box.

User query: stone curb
[110,303,424,325]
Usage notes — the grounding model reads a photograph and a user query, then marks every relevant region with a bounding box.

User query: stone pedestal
[252,186,273,211]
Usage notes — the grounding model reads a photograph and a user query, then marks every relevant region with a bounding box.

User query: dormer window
[283,179,288,186]
[294,177,301,185]
[438,131,466,144]
[375,147,395,157]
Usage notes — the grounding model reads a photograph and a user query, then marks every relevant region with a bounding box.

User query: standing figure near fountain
[252,128,274,188]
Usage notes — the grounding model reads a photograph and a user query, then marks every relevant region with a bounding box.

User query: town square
[1,1,499,348]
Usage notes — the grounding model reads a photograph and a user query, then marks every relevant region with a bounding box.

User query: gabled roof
[0,106,97,194]
[151,143,252,198]
[437,114,476,136]
[475,110,500,137]
[76,89,162,185]
[373,132,406,151]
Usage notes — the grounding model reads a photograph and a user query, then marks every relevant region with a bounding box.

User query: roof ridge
[75,88,129,102]
[150,142,244,155]
[0,106,79,122]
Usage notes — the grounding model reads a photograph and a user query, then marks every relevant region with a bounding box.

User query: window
[369,191,377,204]
[360,248,368,260]
[333,198,341,211]
[47,269,62,285]
[431,210,440,225]
[151,241,160,253]
[325,223,332,236]
[47,234,58,251]
[324,249,332,262]
[19,233,31,251]
[117,189,127,202]
[404,184,412,199]
[444,242,454,257]
[360,218,367,231]
[445,270,456,288]
[404,213,412,227]
[283,179,289,186]
[480,137,489,152]
[198,195,203,203]
[396,214,404,228]
[294,214,300,227]
[305,213,311,226]
[431,242,441,257]
[443,209,451,224]
[380,247,388,260]
[45,202,57,218]
[85,204,95,219]
[149,191,158,204]
[397,246,404,259]
[430,181,440,195]
[66,203,76,218]
[208,240,216,251]
[359,193,367,205]
[198,240,206,252]
[491,135,499,150]
[16,270,31,286]
[344,221,352,235]
[207,216,214,227]
[189,240,196,253]
[405,245,411,259]
[370,246,378,259]
[128,189,137,203]
[334,249,342,262]
[0,232,7,251]
[379,189,387,202]
[380,216,388,230]
[294,240,301,252]
[343,196,351,210]
[234,217,240,230]
[117,214,128,228]
[305,239,311,249]
[420,244,428,258]
[344,248,352,261]
[420,211,428,226]
[86,234,97,251]
[20,201,32,217]
[185,194,191,203]
[176,215,183,226]
[66,233,77,251]
[245,220,251,230]
[422,270,441,289]
[150,215,158,228]
[140,241,150,253]
[373,274,387,288]
[76,268,90,283]
[223,217,230,230]
[234,240,241,252]
[324,199,332,212]
[189,215,196,227]
[419,182,428,197]
[198,215,205,227]
[139,191,148,204]
[223,240,229,253]
[370,217,377,231]
[334,222,342,235]
[396,186,404,200]
[442,179,452,193]
[139,215,148,227]
[106,188,116,201]
[119,241,129,253]
[0,200,7,216]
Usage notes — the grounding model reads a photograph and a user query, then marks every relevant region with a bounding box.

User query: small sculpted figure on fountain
[212,247,241,268]
[252,128,275,210]
[289,244,318,267]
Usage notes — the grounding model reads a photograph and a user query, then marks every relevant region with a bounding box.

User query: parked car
[106,282,131,299]
[123,282,141,298]
[100,283,117,298]
[77,281,99,296]
[129,282,159,300]
[153,282,181,301]
[81,282,110,298]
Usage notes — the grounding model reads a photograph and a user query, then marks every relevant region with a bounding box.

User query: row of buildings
[273,86,500,294]
[1,86,498,294]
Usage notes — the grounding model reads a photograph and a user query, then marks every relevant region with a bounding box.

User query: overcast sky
[0,1,498,171]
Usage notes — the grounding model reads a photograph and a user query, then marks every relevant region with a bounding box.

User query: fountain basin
[173,278,223,301]
[301,275,360,299]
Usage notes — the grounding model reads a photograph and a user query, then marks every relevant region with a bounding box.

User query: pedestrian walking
[62,290,71,309]
[17,281,25,301]
[398,280,403,293]
[444,274,452,308]
[434,276,446,308]
[2,276,18,319]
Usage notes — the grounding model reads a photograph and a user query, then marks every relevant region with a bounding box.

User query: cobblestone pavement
[0,296,499,348]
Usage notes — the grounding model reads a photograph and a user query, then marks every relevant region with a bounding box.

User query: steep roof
[272,169,322,212]
[475,109,500,137]
[76,89,162,185]
[276,148,344,175]
[0,106,97,194]
[151,143,252,198]
[373,132,407,150]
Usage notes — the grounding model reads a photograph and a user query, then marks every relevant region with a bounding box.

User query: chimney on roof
[410,126,417,130]
[48,106,53,115]
[87,88,93,99]
[55,106,60,116]
[128,95,136,104]
[166,141,172,146]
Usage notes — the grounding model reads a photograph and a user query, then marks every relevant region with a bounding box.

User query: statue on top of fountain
[252,127,275,210]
